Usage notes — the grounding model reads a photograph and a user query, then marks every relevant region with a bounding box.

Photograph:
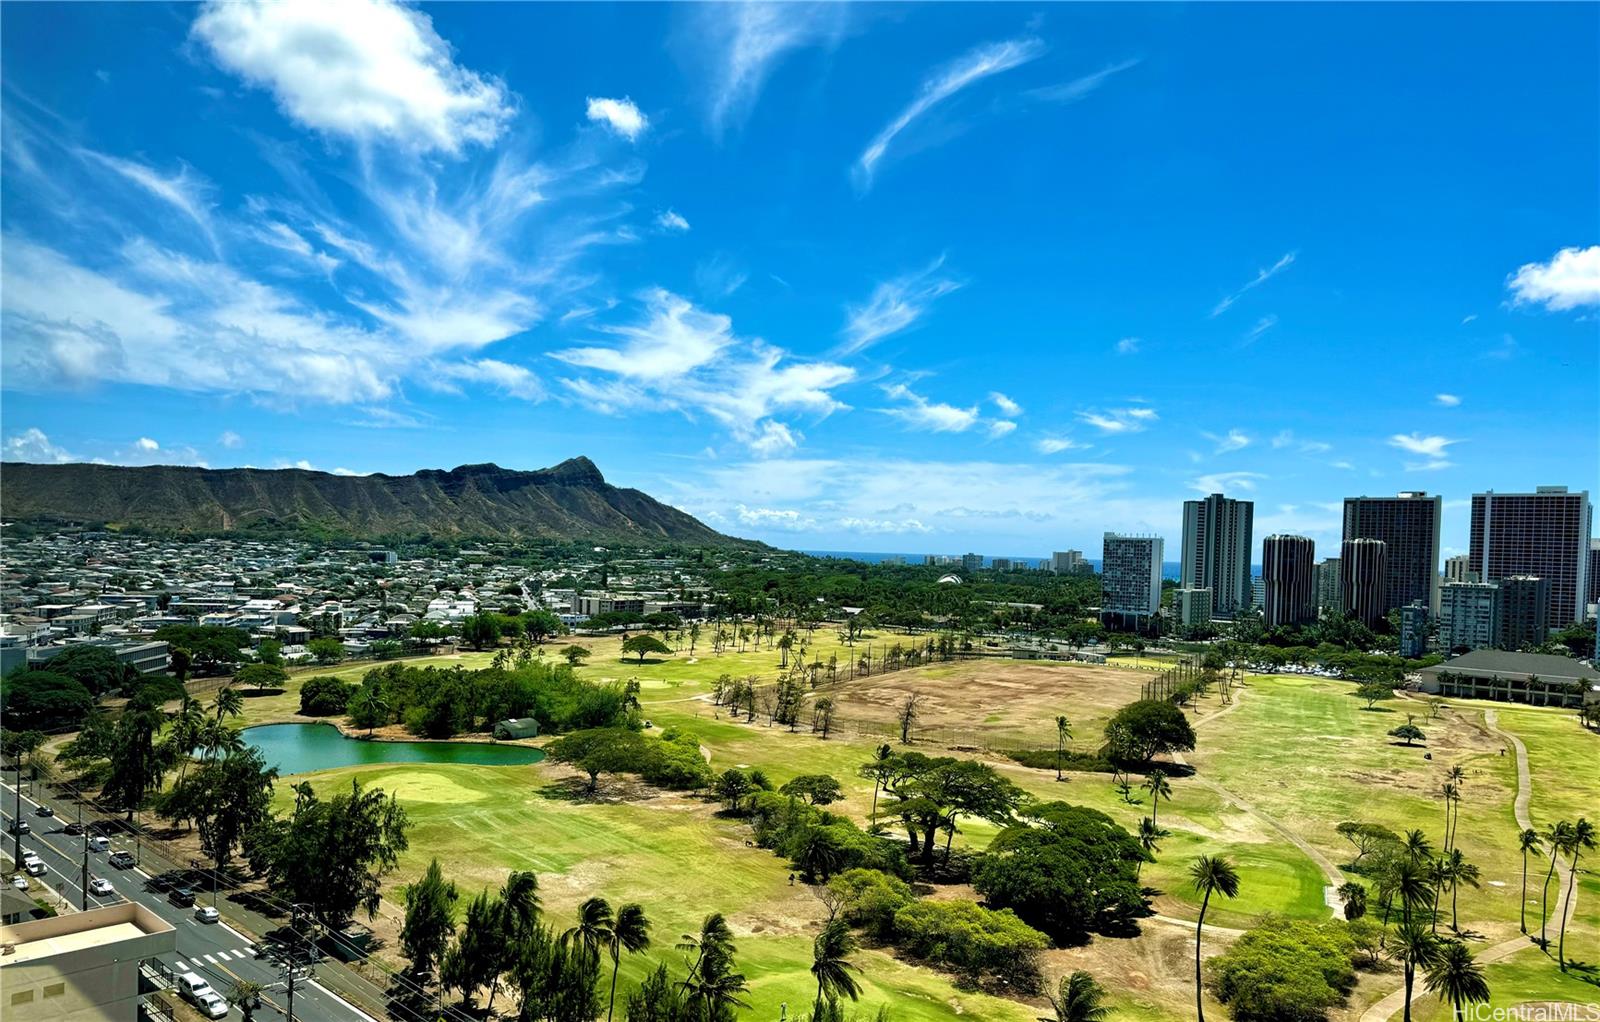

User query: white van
[177,973,229,1017]
[21,853,46,877]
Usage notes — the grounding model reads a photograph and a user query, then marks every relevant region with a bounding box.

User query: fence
[1140,653,1204,702]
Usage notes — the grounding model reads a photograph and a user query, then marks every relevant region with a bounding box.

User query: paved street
[3,777,379,1022]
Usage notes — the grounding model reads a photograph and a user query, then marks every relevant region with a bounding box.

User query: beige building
[0,903,176,1022]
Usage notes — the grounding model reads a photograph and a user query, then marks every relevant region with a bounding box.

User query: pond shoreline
[242,721,546,774]
[244,716,543,749]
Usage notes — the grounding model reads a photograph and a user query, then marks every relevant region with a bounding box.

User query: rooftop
[0,903,175,966]
[1418,649,1600,684]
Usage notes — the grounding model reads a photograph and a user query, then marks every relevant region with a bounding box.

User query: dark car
[33,805,53,818]
[108,850,136,870]
[170,887,197,907]
[64,821,85,836]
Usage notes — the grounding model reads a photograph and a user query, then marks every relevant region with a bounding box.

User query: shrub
[747,791,910,880]
[892,899,1047,991]
[1206,915,1357,1022]
[1003,749,1114,773]
[544,726,713,792]
[300,676,354,716]
[827,868,913,940]
[132,675,187,705]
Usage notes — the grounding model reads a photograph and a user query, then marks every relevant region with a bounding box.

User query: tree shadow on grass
[536,777,634,805]
[240,688,286,698]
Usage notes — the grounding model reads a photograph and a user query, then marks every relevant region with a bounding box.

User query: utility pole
[12,763,22,866]
[80,842,89,911]
[284,903,299,1022]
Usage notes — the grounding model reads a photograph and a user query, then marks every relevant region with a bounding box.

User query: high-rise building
[1498,575,1552,650]
[1051,550,1087,575]
[1181,492,1254,618]
[1340,538,1388,626]
[991,558,1013,572]
[1174,587,1213,629]
[1101,533,1164,629]
[1439,582,1500,652]
[1315,557,1342,617]
[1399,602,1429,658]
[960,552,983,573]
[1342,492,1443,615]
[1470,487,1592,628]
[1444,554,1479,585]
[1261,534,1317,628]
[1588,538,1600,610]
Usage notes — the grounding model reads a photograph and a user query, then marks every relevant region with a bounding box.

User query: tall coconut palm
[679,913,749,1020]
[605,903,650,1022]
[1039,971,1111,1022]
[1447,851,1480,932]
[1557,817,1595,970]
[1145,770,1172,829]
[1438,782,1458,853]
[1426,859,1450,934]
[213,685,243,722]
[1403,828,1435,866]
[1444,765,1466,850]
[1517,828,1540,933]
[810,918,861,1011]
[170,696,206,784]
[564,896,614,965]
[1137,817,1165,879]
[1188,855,1240,1022]
[1539,820,1574,946]
[1423,939,1490,1021]
[1054,715,1072,782]
[1394,922,1442,1022]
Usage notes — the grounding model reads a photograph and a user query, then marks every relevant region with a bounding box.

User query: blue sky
[2,2,1597,560]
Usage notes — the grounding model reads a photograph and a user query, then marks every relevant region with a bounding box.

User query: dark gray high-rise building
[1101,533,1164,630]
[1498,575,1552,650]
[1181,492,1254,618]
[1342,492,1443,616]
[1470,487,1592,629]
[1340,538,1388,626]
[1262,534,1316,628]
[1588,539,1600,609]
[1315,557,1342,617]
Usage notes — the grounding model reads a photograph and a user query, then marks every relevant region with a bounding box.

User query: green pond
[243,723,545,774]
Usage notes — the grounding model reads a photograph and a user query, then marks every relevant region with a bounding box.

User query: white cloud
[586,96,648,140]
[839,258,960,354]
[1026,59,1141,104]
[1460,314,1478,325]
[434,358,545,401]
[3,428,75,463]
[735,504,818,531]
[332,467,364,476]
[987,420,1017,439]
[688,3,848,138]
[218,431,244,448]
[1405,459,1454,472]
[1435,393,1461,407]
[135,437,160,451]
[1210,252,1296,317]
[192,0,513,153]
[656,209,691,232]
[1115,336,1140,355]
[1035,436,1087,454]
[837,516,932,535]
[854,36,1044,192]
[1388,433,1460,458]
[557,289,734,380]
[1203,429,1251,454]
[989,392,1022,416]
[1506,245,1600,311]
[748,420,799,457]
[879,383,979,433]
[1190,470,1267,494]
[1241,314,1279,344]
[76,149,217,249]
[1076,406,1157,434]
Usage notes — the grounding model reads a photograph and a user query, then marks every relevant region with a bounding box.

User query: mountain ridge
[0,457,746,546]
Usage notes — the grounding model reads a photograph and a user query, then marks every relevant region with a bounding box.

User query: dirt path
[1358,707,1575,1022]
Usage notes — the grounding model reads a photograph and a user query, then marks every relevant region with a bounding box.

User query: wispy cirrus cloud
[1203,428,1251,454]
[878,383,979,433]
[1241,314,1279,345]
[1506,245,1600,311]
[683,3,850,139]
[1435,393,1461,407]
[852,36,1044,193]
[1389,432,1461,470]
[1025,58,1140,104]
[839,257,960,354]
[1115,336,1141,355]
[1210,251,1296,317]
[1077,405,1157,434]
[1035,436,1088,455]
[1190,470,1267,494]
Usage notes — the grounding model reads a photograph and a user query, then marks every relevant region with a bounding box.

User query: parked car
[22,853,47,877]
[64,821,85,836]
[170,887,197,907]
[87,835,109,852]
[33,805,53,818]
[10,875,27,891]
[108,850,136,869]
[7,819,30,835]
[178,973,229,1019]
[195,905,220,924]
[89,877,114,896]
[192,991,230,1020]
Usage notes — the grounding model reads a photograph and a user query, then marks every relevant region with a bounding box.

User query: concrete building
[1174,587,1213,629]
[1261,534,1316,628]
[573,594,646,617]
[1439,582,1501,652]
[991,558,1013,572]
[1180,492,1254,618]
[1315,557,1342,617]
[1050,550,1087,574]
[1498,575,1551,650]
[1589,538,1600,613]
[1470,487,1592,629]
[0,902,177,1022]
[1100,534,1164,631]
[1342,492,1443,615]
[1400,601,1429,658]
[1416,650,1599,708]
[1444,554,1479,585]
[960,553,983,573]
[1340,538,1388,626]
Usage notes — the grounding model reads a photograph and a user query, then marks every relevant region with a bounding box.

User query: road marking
[203,953,219,964]
[175,960,190,971]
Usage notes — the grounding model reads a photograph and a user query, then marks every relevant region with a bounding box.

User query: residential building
[1400,601,1429,658]
[991,558,1013,572]
[960,553,983,573]
[1100,534,1164,630]
[1251,576,1265,610]
[1444,554,1479,585]
[1439,582,1501,652]
[1340,538,1388,626]
[1342,492,1443,615]
[1050,550,1087,574]
[1498,575,1551,650]
[1416,650,1598,707]
[1180,492,1254,618]
[1174,587,1213,629]
[0,902,177,1022]
[1470,487,1592,628]
[1315,557,1342,617]
[1589,538,1600,612]
[1261,534,1316,628]
[573,594,646,617]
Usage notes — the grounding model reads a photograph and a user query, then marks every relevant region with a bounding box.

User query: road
[3,777,377,1022]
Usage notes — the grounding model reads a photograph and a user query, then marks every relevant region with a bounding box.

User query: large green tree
[401,858,458,978]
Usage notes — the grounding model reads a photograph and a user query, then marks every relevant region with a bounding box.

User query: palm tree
[1144,770,1172,829]
[1446,850,1479,932]
[1423,939,1490,1021]
[1444,765,1466,850]
[1438,782,1458,852]
[1188,855,1240,1022]
[679,913,749,1019]
[1426,859,1450,934]
[1517,828,1540,933]
[1039,971,1111,1022]
[1137,817,1165,878]
[1394,922,1442,1022]
[213,685,243,722]
[1054,715,1072,781]
[564,896,614,963]
[171,696,205,784]
[1403,828,1435,866]
[1557,817,1595,970]
[1539,820,1574,946]
[1337,881,1368,921]
[1392,858,1433,931]
[810,918,861,1011]
[605,903,650,1022]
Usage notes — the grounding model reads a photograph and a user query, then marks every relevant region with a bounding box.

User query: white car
[195,905,220,924]
[89,877,114,896]
[193,991,230,1019]
[21,853,47,877]
[87,835,110,852]
[10,875,27,891]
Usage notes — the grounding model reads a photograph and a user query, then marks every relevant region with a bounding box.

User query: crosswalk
[174,948,256,971]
